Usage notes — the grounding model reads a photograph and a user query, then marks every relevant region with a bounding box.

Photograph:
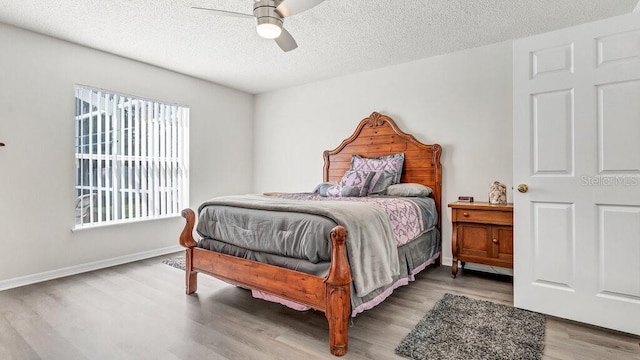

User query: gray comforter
[197,194,400,297]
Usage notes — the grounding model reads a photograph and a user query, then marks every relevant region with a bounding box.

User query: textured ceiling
[0,0,638,94]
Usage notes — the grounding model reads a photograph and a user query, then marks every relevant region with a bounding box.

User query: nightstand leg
[452,260,458,278]
[451,224,459,278]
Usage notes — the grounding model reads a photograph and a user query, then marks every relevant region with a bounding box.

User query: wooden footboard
[179,208,352,356]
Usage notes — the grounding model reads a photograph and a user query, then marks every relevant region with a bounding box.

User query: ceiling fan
[193,0,325,52]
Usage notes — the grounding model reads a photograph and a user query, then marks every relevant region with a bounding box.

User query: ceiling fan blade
[274,27,298,52]
[191,6,254,19]
[275,0,324,17]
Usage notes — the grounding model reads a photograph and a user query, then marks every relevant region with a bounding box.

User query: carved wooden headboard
[323,112,443,229]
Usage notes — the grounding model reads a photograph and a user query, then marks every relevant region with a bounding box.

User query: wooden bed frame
[179,111,442,356]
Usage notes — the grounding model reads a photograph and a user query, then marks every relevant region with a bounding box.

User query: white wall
[254,41,513,265]
[0,21,513,285]
[0,23,254,286]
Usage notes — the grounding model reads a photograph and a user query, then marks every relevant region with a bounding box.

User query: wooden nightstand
[449,201,513,278]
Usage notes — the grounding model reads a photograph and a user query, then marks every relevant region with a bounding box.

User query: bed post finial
[431,144,442,165]
[325,225,351,356]
[179,209,197,248]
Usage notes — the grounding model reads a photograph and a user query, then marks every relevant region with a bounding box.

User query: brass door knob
[517,184,528,193]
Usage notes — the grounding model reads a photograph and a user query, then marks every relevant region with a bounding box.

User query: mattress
[196,193,438,260]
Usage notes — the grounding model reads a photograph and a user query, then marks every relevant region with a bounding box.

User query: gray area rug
[395,293,545,360]
[162,255,185,270]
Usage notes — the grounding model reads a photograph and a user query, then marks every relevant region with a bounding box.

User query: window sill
[71,213,182,232]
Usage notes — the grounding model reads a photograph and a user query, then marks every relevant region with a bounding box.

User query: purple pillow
[325,184,366,197]
[339,170,373,187]
[325,170,374,197]
[313,181,338,196]
[350,153,405,194]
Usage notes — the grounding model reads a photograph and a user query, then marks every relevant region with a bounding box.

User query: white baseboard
[0,245,183,291]
[442,256,513,276]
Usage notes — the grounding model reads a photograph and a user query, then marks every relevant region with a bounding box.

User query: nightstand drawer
[454,208,512,225]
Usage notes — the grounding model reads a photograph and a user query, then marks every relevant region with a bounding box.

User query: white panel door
[513,11,640,335]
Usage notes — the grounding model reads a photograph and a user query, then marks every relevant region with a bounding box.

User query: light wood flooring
[1,253,638,360]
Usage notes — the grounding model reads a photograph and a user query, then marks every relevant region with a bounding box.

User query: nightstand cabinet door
[492,225,513,263]
[458,223,492,259]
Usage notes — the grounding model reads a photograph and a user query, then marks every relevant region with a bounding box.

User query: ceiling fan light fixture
[256,22,282,39]
[254,1,283,39]
[193,0,325,51]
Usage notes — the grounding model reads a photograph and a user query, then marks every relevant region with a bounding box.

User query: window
[74,86,189,228]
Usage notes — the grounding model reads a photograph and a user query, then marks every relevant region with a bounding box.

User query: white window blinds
[74,86,189,228]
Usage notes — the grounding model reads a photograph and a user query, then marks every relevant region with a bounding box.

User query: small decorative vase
[489,181,507,205]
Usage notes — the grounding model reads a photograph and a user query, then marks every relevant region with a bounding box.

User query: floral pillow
[350,153,405,194]
[325,170,374,197]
